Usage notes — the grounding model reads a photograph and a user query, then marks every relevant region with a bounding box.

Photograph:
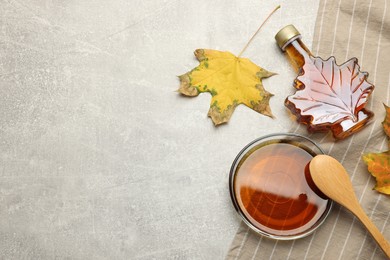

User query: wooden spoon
[309,154,390,258]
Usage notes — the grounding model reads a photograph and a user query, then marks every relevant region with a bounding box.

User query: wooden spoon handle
[353,205,390,258]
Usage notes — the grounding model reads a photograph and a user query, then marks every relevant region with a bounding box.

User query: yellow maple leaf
[178,49,275,125]
[363,104,390,195]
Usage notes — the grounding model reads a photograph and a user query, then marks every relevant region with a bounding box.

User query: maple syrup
[230,135,332,238]
[275,25,374,139]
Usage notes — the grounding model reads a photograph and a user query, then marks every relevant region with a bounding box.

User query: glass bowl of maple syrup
[229,133,333,240]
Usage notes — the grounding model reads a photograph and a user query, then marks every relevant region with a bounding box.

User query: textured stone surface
[0,0,319,259]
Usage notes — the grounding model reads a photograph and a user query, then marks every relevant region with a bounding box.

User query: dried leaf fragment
[178,49,275,125]
[363,151,390,195]
[363,104,390,195]
[383,104,390,138]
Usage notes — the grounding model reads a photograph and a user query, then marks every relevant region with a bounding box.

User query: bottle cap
[275,25,301,51]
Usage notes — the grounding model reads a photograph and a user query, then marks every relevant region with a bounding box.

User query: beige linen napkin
[226,0,390,259]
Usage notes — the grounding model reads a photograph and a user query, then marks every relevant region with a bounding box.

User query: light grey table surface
[0,0,319,259]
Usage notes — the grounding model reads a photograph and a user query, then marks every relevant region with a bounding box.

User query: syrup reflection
[240,185,318,231]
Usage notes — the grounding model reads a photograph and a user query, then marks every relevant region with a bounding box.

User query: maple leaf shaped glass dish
[275,25,375,139]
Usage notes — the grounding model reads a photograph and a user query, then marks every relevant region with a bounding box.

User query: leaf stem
[238,5,281,58]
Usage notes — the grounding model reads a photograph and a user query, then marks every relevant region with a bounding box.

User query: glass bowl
[229,133,333,240]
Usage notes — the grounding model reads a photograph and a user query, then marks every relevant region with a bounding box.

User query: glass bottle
[275,25,374,140]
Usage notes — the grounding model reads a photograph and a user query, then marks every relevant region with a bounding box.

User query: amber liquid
[234,140,330,236]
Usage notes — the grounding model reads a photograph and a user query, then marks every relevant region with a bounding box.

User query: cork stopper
[275,25,301,51]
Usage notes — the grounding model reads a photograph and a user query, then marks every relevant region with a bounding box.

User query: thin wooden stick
[238,5,281,57]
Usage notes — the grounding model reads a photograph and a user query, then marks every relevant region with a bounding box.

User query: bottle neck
[284,39,313,72]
